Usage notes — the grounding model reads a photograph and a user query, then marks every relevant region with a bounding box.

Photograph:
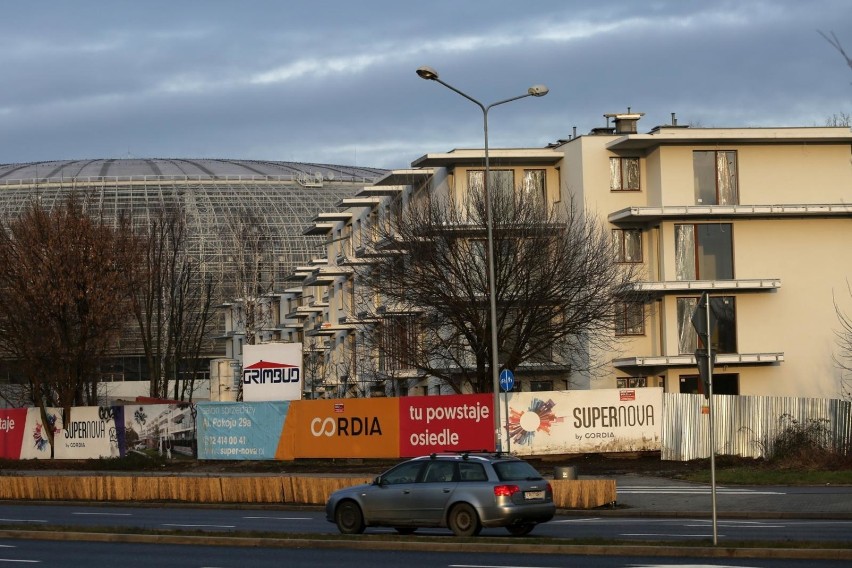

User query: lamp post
[416,66,548,453]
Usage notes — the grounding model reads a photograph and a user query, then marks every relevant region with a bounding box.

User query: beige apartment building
[272,112,852,400]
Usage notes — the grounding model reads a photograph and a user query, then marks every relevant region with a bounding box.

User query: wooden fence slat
[0,475,614,508]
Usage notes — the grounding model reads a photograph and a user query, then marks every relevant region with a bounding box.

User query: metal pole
[482,105,502,453]
[706,296,718,545]
[503,388,511,454]
[418,72,540,454]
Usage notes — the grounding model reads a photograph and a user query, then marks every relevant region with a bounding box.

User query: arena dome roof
[0,158,385,184]
[0,158,387,294]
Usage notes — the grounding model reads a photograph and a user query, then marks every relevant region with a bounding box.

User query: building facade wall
[283,121,852,401]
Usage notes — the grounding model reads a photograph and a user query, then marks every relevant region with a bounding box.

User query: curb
[0,529,849,561]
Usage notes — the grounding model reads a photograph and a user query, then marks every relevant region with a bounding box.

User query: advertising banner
[507,388,663,455]
[242,343,303,402]
[54,406,123,459]
[197,401,288,460]
[18,407,61,459]
[278,398,399,460]
[399,393,494,456]
[0,408,28,459]
[123,404,196,457]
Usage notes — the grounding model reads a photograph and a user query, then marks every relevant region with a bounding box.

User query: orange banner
[276,398,399,460]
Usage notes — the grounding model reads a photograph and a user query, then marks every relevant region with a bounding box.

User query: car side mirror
[373,476,383,486]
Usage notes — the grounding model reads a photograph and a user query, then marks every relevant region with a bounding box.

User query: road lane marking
[450,565,561,568]
[686,523,785,529]
[242,516,311,520]
[72,512,132,516]
[618,487,785,495]
[622,533,725,538]
[0,560,40,564]
[162,523,235,528]
[628,564,764,568]
[0,520,47,524]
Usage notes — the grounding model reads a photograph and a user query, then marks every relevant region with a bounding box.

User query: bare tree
[0,193,142,455]
[219,209,276,399]
[819,30,852,74]
[834,281,852,400]
[130,206,215,402]
[221,209,276,343]
[826,112,851,127]
[355,182,644,394]
[302,337,330,399]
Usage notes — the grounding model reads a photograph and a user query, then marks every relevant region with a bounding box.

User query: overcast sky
[0,1,849,170]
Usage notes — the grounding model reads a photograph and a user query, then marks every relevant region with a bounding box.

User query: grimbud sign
[242,343,303,402]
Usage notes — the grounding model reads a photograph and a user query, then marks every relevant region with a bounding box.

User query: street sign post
[498,370,514,454]
[691,291,718,545]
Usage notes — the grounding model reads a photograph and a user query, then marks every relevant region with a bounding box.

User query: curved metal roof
[0,158,386,185]
[0,158,388,297]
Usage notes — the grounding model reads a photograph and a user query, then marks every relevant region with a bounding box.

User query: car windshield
[492,460,543,481]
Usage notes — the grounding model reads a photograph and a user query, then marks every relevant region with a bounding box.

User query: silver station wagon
[325,452,555,536]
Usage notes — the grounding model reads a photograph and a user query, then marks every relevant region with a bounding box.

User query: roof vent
[604,108,645,134]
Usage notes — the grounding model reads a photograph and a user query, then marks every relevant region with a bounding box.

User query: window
[675,224,733,280]
[610,157,640,191]
[530,380,552,392]
[423,461,456,483]
[382,461,424,485]
[523,169,546,203]
[613,229,642,263]
[693,150,738,205]
[354,219,361,250]
[677,296,737,354]
[468,169,515,201]
[617,377,648,388]
[379,315,418,372]
[459,462,488,481]
[679,373,739,396]
[615,302,644,336]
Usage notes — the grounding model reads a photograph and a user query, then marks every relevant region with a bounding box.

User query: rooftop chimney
[604,109,645,134]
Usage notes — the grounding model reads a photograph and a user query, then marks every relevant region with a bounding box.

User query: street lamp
[416,65,549,453]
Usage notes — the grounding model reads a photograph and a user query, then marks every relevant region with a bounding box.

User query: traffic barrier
[0,475,615,509]
[550,478,616,509]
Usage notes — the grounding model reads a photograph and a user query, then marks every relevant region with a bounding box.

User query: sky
[0,0,849,170]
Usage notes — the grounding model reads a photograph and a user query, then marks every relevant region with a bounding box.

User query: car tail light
[493,484,520,497]
[546,482,553,493]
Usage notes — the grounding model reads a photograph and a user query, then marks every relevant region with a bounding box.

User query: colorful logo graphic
[33,412,59,452]
[507,398,565,446]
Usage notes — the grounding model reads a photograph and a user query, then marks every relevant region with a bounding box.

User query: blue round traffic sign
[499,369,515,392]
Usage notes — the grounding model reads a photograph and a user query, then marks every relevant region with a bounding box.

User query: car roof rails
[429,450,490,460]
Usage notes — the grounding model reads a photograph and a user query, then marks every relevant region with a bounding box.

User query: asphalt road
[608,474,852,517]
[2,473,852,563]
[2,538,851,568]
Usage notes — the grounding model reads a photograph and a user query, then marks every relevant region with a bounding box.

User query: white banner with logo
[242,343,303,402]
[506,388,663,455]
[54,406,121,459]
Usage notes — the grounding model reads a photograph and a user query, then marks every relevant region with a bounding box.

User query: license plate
[524,490,545,500]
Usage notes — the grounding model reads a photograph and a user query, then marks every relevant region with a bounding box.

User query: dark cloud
[0,1,849,169]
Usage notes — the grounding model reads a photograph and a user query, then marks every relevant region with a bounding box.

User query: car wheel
[448,503,481,537]
[506,523,535,536]
[394,527,417,535]
[335,500,365,534]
